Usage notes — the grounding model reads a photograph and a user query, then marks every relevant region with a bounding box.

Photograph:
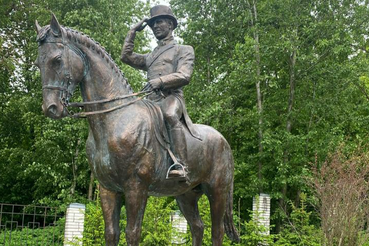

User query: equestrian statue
[35,5,239,246]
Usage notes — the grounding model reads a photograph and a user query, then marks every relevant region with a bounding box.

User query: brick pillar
[171,211,187,244]
[253,193,271,235]
[64,203,85,246]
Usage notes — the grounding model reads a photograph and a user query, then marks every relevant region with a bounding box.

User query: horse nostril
[46,104,58,116]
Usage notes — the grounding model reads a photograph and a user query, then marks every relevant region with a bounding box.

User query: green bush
[81,198,106,245]
[180,195,274,245]
[274,193,321,246]
[81,193,323,245]
[82,195,176,245]
[0,220,64,246]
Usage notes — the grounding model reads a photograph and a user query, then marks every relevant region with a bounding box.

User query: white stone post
[64,203,85,246]
[253,193,271,235]
[171,211,187,244]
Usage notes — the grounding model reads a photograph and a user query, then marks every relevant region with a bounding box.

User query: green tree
[171,0,369,234]
[0,0,149,205]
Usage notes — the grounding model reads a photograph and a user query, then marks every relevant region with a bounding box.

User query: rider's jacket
[121,30,194,97]
[121,30,201,140]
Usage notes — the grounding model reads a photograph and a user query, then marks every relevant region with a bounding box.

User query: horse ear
[35,20,41,34]
[50,13,61,36]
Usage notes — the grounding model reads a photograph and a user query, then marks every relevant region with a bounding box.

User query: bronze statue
[35,9,239,246]
[121,5,200,179]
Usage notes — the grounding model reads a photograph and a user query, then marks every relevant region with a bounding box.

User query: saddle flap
[141,99,170,148]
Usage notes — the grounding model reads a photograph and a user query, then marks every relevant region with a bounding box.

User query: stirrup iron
[166,148,186,180]
[166,162,186,180]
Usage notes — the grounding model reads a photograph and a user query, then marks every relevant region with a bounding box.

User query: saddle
[141,99,187,180]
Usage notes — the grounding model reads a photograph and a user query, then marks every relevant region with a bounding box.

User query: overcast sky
[153,0,170,6]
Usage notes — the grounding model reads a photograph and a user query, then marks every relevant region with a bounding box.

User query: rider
[121,5,200,179]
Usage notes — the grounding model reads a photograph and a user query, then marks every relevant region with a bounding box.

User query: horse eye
[53,55,62,65]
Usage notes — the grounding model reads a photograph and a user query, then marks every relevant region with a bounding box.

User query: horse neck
[63,28,133,102]
[81,49,133,102]
[77,46,131,137]
[81,50,131,102]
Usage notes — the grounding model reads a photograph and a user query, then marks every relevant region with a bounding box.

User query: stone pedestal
[64,203,85,246]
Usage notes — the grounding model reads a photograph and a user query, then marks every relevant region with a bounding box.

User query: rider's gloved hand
[141,78,163,91]
[149,78,163,89]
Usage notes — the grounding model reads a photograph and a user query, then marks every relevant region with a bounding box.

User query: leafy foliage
[1,0,369,243]
[82,194,176,246]
[311,146,369,246]
[0,0,149,205]
[274,193,321,246]
[171,0,369,231]
[0,221,64,246]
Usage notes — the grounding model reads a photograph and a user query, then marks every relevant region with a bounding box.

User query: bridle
[41,38,90,111]
[40,37,155,118]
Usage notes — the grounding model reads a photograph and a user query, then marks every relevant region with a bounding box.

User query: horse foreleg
[176,190,204,246]
[124,183,148,246]
[99,185,123,246]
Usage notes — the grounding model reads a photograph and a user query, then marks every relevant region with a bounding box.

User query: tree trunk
[278,48,297,232]
[286,49,296,134]
[70,138,81,196]
[94,183,100,201]
[207,55,211,85]
[88,171,95,201]
[247,0,264,192]
[253,0,263,187]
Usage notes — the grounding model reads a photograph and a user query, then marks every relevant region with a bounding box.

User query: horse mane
[37,25,133,94]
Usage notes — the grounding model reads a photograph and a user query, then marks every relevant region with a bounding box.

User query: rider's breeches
[159,95,187,162]
[160,95,183,128]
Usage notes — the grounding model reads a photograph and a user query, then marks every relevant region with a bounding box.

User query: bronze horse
[35,14,239,246]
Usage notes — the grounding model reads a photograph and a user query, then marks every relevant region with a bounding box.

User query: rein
[68,90,151,107]
[67,90,154,118]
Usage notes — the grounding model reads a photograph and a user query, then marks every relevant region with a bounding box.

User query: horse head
[35,14,88,119]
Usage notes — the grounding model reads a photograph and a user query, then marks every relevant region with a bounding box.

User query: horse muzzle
[42,100,68,119]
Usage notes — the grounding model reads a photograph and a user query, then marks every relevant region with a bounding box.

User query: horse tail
[224,180,240,243]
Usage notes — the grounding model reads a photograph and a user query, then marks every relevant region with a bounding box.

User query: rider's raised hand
[132,18,149,32]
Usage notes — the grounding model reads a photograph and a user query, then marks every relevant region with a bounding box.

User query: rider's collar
[157,36,174,46]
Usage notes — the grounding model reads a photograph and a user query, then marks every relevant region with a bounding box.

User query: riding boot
[167,126,187,178]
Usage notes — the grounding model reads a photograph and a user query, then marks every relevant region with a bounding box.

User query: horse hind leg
[205,187,227,246]
[204,167,234,245]
[99,185,123,246]
[204,137,239,245]
[176,189,204,246]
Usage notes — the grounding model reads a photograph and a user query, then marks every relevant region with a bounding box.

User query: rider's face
[150,18,172,40]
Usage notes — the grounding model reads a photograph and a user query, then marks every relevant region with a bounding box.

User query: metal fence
[0,203,65,246]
